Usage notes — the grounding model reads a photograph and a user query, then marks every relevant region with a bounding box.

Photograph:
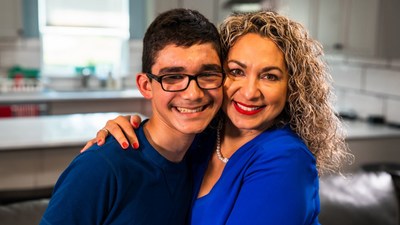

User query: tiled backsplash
[327,55,400,125]
[0,39,40,76]
[1,39,400,124]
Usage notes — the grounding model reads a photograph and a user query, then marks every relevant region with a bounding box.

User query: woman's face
[222,33,288,132]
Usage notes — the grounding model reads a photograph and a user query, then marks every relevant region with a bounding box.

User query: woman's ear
[136,73,153,99]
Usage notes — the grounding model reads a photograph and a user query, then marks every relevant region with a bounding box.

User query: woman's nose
[241,77,261,100]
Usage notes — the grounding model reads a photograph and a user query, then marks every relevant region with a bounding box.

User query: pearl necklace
[215,125,229,163]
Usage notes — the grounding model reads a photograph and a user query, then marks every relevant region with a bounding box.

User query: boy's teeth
[237,103,260,111]
[177,106,203,113]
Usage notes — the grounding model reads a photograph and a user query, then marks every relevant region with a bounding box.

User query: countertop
[0,112,145,151]
[343,120,400,140]
[0,89,144,103]
[1,113,400,151]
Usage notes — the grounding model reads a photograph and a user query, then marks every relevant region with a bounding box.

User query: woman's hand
[80,115,142,152]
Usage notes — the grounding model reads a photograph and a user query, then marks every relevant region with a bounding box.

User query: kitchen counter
[0,89,151,116]
[0,112,146,190]
[0,112,146,151]
[344,120,400,140]
[0,89,143,103]
[341,119,400,172]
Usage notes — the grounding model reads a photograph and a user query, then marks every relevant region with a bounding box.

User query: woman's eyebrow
[260,66,285,74]
[228,59,284,73]
[227,60,246,68]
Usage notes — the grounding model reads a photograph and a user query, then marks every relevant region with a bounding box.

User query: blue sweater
[40,121,192,225]
[190,125,320,225]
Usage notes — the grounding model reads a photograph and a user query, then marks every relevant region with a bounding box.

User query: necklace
[215,123,229,163]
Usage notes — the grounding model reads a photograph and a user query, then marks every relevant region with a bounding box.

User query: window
[39,0,130,79]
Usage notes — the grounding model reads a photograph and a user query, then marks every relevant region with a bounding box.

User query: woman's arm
[80,115,142,152]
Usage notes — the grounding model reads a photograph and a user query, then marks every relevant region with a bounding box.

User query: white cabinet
[151,0,180,16]
[0,0,22,38]
[315,0,346,52]
[342,0,379,56]
[148,0,222,25]
[375,0,400,59]
[183,0,219,24]
[315,0,379,57]
[282,0,380,57]
[281,0,318,35]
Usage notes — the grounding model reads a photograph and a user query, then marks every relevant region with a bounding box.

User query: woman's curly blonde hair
[219,10,353,174]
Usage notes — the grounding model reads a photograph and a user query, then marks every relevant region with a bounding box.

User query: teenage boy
[40,8,224,225]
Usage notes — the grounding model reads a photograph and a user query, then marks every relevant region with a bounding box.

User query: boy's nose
[183,79,205,99]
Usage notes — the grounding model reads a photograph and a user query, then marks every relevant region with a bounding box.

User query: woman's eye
[228,69,244,77]
[261,73,278,81]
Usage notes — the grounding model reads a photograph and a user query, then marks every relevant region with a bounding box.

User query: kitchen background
[0,0,399,123]
[0,0,400,200]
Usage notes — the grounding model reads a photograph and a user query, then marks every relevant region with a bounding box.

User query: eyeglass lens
[161,74,223,91]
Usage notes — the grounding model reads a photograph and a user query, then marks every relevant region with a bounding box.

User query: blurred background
[0,0,399,224]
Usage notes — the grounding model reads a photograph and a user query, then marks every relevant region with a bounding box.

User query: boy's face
[144,43,223,135]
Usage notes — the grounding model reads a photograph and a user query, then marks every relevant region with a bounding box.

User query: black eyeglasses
[146,72,225,92]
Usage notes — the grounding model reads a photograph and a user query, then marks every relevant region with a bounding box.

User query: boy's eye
[164,74,185,80]
[162,74,186,84]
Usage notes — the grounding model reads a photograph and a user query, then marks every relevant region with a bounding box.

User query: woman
[84,11,352,224]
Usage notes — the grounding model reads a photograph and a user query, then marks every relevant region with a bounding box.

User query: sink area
[0,72,137,94]
[49,88,128,93]
[45,75,136,93]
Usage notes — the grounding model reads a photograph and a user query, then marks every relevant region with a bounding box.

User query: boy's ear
[136,73,153,99]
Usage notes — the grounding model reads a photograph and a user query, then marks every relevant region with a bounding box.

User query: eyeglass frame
[145,72,226,92]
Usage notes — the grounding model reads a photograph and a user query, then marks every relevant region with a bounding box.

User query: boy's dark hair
[142,8,222,73]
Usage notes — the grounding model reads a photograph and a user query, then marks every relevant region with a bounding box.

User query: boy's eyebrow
[201,64,223,72]
[159,67,185,74]
[158,64,223,74]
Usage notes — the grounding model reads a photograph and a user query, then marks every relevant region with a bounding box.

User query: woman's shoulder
[242,126,318,179]
[251,126,315,162]
[263,125,301,141]
[256,125,304,147]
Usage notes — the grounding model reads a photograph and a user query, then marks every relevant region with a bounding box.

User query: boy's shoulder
[78,136,143,171]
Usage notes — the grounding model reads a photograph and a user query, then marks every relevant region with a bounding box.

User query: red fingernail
[132,122,139,128]
[133,143,139,149]
[122,142,129,149]
[97,140,104,145]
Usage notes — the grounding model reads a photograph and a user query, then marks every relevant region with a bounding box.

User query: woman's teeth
[236,102,261,111]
